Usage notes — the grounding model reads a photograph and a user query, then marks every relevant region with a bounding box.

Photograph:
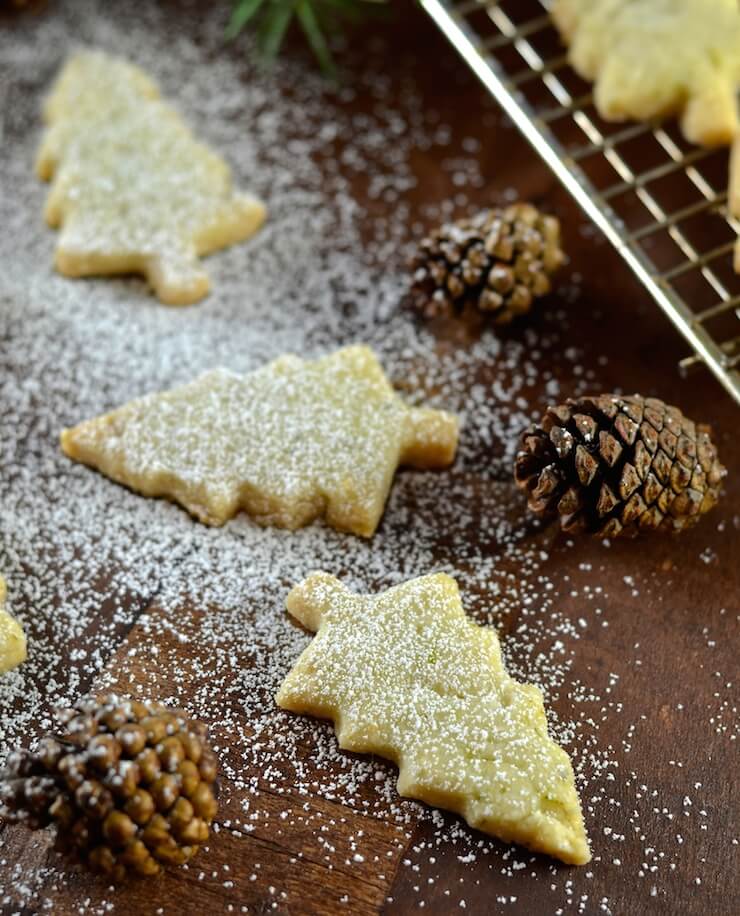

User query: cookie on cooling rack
[552,0,740,147]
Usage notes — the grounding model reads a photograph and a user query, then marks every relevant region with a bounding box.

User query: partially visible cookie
[552,0,740,147]
[60,346,459,537]
[0,577,27,675]
[277,572,591,865]
[730,136,740,272]
[37,50,266,305]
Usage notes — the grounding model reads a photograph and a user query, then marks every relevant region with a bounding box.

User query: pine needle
[226,0,389,75]
[225,0,266,40]
[295,1,335,76]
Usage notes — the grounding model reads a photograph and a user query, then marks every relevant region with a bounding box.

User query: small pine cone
[0,694,218,881]
[410,202,565,322]
[514,394,726,538]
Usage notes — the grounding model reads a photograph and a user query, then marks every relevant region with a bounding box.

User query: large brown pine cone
[0,694,218,880]
[514,394,726,537]
[410,202,565,322]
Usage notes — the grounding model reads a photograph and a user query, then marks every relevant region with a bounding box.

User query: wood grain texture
[1,2,738,915]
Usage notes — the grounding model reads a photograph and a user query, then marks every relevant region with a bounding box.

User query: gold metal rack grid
[420,0,740,405]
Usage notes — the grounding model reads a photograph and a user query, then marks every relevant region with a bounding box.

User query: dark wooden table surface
[1,2,738,915]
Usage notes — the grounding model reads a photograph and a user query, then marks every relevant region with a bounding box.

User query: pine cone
[514,394,726,537]
[0,694,218,880]
[410,202,565,322]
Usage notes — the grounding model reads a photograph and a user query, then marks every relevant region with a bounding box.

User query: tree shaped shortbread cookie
[552,0,740,147]
[277,572,591,865]
[61,346,459,537]
[0,577,26,676]
[37,51,266,304]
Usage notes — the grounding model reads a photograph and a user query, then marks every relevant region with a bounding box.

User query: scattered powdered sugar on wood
[1,2,737,913]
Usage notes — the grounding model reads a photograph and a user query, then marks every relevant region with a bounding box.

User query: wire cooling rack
[420,0,740,405]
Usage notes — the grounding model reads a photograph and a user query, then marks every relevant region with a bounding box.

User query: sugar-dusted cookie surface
[552,0,740,147]
[60,346,459,537]
[37,50,266,305]
[0,577,27,676]
[277,572,591,865]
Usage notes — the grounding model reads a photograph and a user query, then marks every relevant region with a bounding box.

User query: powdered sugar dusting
[1,2,737,913]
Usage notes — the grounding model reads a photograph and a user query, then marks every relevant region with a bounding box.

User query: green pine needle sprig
[226,0,389,76]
